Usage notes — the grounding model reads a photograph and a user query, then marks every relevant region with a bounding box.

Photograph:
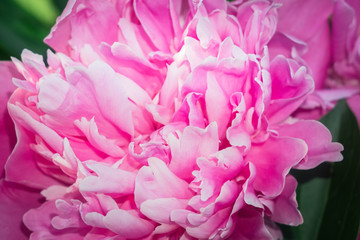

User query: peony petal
[0,62,20,175]
[87,61,134,137]
[246,135,307,197]
[267,175,303,226]
[135,157,193,206]
[134,0,173,52]
[140,197,188,224]
[0,180,41,240]
[168,122,219,180]
[24,200,89,240]
[80,162,136,195]
[276,120,343,169]
[45,0,119,57]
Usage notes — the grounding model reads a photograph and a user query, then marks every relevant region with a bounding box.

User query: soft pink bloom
[1,0,343,239]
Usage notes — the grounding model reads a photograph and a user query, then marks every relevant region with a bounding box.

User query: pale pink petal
[140,198,188,224]
[80,162,136,196]
[186,208,231,239]
[135,157,193,206]
[103,209,155,238]
[168,122,219,180]
[45,0,119,57]
[23,200,89,240]
[74,117,126,158]
[205,71,231,138]
[86,61,134,137]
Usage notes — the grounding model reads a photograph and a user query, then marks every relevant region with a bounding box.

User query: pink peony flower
[332,0,360,79]
[0,0,343,239]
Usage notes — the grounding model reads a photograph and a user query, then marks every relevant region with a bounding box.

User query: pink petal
[45,0,119,57]
[246,136,307,197]
[134,0,173,52]
[268,56,314,123]
[276,120,343,169]
[186,208,231,239]
[168,122,219,180]
[135,157,193,206]
[230,207,274,240]
[268,175,303,226]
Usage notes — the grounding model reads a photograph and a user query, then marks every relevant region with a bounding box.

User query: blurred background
[0,0,67,60]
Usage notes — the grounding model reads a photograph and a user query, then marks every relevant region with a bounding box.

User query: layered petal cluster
[1,0,343,239]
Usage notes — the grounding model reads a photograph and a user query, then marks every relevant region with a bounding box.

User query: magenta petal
[268,56,314,123]
[0,180,41,240]
[5,123,62,189]
[230,207,274,240]
[0,62,19,174]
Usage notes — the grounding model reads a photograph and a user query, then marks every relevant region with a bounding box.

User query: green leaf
[317,100,360,239]
[13,0,59,26]
[0,0,67,60]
